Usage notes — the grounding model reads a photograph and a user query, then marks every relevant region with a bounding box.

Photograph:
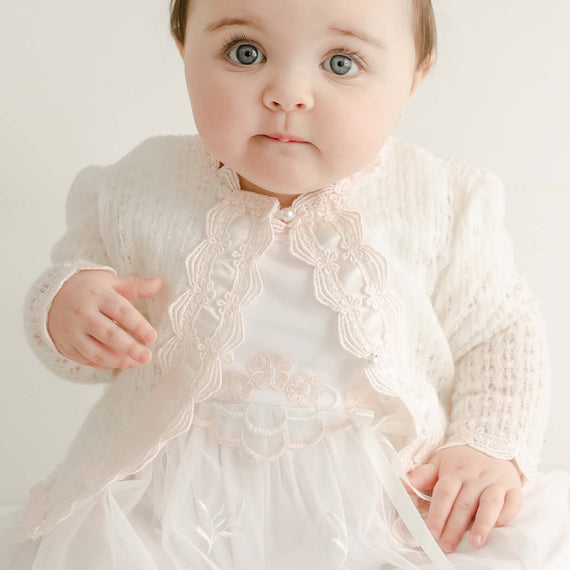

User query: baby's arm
[25,166,161,382]
[418,168,550,552]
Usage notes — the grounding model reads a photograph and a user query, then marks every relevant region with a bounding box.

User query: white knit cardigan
[19,134,550,542]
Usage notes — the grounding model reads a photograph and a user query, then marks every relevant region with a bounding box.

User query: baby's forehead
[191,0,413,39]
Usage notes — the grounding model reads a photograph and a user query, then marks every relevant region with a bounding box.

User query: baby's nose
[264,98,311,112]
[262,76,314,112]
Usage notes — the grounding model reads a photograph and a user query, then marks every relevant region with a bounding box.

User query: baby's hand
[47,270,163,370]
[406,445,523,553]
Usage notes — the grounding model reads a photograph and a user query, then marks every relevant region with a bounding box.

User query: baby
[7,1,570,568]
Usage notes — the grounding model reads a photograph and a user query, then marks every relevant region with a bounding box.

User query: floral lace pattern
[156,168,279,400]
[216,353,330,409]
[190,351,388,462]
[248,353,292,390]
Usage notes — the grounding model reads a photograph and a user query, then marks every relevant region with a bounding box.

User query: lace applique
[156,175,279,400]
[215,352,346,410]
[288,188,404,385]
[285,370,326,407]
[247,353,293,390]
[190,351,419,463]
[216,370,253,402]
[190,352,366,461]
[287,189,445,468]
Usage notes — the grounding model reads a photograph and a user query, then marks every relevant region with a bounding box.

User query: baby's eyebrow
[328,26,387,51]
[204,17,264,33]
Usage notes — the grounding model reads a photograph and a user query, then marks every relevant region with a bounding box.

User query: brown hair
[170,0,437,71]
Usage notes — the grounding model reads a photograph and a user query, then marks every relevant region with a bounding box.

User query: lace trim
[287,189,445,467]
[192,400,355,463]
[156,174,279,399]
[441,422,535,488]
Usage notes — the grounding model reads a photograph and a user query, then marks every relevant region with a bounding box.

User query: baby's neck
[237,174,301,208]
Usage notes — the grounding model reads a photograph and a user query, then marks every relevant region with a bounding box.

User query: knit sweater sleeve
[431,168,550,484]
[23,166,119,384]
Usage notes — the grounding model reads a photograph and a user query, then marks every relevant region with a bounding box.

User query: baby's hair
[169,0,437,71]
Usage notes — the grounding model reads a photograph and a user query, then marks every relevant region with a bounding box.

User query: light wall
[1,0,569,507]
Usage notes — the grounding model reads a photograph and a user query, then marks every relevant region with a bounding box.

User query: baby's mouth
[264,133,308,144]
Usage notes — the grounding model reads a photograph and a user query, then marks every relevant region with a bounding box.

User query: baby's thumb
[406,463,438,493]
[118,276,164,300]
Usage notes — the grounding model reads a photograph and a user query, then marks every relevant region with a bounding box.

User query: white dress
[6,235,570,569]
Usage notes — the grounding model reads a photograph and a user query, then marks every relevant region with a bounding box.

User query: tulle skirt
[5,399,570,569]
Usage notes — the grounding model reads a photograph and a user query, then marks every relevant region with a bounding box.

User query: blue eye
[324,54,360,76]
[228,43,265,66]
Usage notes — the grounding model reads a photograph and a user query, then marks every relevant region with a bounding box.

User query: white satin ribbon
[351,408,455,569]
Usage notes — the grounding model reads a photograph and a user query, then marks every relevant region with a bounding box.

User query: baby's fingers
[496,488,523,527]
[469,484,510,547]
[88,316,153,365]
[65,346,105,368]
[426,477,462,542]
[76,335,140,370]
[98,295,157,345]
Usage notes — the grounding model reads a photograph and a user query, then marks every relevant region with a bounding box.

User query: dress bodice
[219,237,364,407]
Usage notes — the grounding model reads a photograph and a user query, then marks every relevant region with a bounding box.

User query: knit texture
[19,134,550,541]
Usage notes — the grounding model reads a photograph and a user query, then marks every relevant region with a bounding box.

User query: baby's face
[179,0,429,205]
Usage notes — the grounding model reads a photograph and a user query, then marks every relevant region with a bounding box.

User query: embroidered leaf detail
[326,511,349,563]
[195,526,213,549]
[193,498,248,555]
[331,537,349,556]
[198,499,209,516]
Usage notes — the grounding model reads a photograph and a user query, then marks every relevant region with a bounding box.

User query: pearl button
[280,207,295,222]
[366,354,379,365]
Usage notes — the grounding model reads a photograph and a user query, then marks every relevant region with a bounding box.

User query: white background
[0,0,569,509]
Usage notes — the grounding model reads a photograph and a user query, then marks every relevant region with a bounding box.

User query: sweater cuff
[440,422,536,490]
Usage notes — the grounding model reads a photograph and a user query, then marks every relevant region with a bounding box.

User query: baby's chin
[237,171,328,199]
[236,158,344,196]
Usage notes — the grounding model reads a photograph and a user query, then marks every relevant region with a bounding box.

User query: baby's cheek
[191,83,250,154]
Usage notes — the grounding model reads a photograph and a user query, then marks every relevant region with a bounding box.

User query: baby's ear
[409,56,434,98]
[175,40,185,59]
[422,52,436,77]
